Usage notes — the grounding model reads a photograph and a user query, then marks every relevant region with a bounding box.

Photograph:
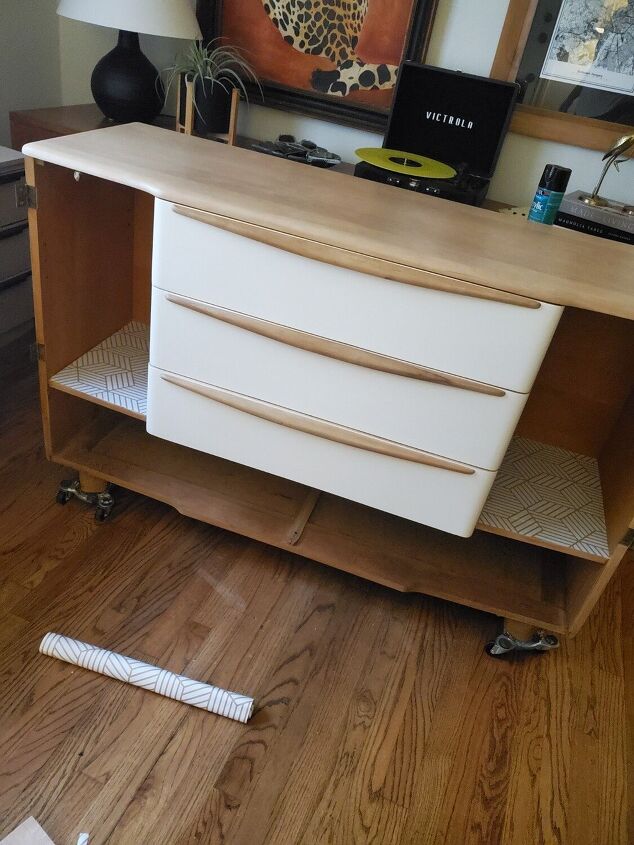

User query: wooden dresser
[22,123,634,647]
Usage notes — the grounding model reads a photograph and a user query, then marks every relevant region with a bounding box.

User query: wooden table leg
[79,470,109,494]
[504,618,538,640]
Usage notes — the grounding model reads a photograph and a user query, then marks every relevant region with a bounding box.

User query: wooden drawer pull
[161,372,476,475]
[165,293,505,398]
[172,204,541,310]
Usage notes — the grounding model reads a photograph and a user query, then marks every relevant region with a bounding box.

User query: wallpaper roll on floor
[39,632,254,723]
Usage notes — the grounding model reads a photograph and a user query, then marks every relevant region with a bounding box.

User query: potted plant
[164,40,261,135]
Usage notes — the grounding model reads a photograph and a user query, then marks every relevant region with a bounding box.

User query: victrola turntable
[355,63,519,206]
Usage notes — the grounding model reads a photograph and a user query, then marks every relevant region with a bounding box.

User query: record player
[354,64,519,206]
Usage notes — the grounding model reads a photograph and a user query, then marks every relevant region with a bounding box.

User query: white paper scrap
[0,817,56,845]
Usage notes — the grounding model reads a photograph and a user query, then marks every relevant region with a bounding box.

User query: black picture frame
[195,0,440,131]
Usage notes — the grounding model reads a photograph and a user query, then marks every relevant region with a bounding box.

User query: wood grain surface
[0,358,632,845]
[21,125,634,320]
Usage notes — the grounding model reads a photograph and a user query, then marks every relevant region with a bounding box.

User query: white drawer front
[0,223,30,282]
[150,290,528,470]
[152,200,562,393]
[147,365,498,537]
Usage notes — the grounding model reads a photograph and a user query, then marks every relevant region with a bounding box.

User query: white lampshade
[57,0,202,40]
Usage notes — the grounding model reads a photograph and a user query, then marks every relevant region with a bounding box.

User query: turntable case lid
[385,63,519,180]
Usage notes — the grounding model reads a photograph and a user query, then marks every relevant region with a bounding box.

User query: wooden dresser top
[23,122,634,320]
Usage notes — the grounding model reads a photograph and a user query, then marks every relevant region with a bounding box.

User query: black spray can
[528,164,572,225]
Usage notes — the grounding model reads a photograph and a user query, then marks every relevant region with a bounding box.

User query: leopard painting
[261,0,399,96]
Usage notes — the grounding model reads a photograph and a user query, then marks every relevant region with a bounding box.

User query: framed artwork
[491,0,634,153]
[196,0,440,130]
[541,0,634,95]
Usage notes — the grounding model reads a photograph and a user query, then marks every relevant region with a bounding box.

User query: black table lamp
[57,0,202,124]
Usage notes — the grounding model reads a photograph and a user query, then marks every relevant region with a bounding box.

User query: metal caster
[485,630,559,658]
[56,479,115,522]
[94,496,114,522]
[56,489,72,504]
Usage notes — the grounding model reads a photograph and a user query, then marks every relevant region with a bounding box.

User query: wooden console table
[20,121,634,653]
[10,104,174,150]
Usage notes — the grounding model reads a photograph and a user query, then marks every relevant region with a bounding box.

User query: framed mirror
[492,0,633,153]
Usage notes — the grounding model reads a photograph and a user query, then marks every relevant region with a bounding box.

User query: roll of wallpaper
[39,632,254,723]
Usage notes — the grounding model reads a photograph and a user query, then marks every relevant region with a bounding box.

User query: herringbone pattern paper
[40,632,254,723]
[50,322,148,417]
[479,437,609,559]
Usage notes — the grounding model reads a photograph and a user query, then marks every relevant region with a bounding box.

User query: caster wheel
[485,641,510,658]
[56,490,72,505]
[95,508,111,522]
[486,630,559,658]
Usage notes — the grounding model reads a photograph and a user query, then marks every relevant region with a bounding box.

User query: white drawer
[0,174,27,229]
[0,222,30,283]
[152,200,563,393]
[146,365,498,537]
[150,290,528,470]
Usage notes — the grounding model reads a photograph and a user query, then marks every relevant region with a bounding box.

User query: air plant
[163,39,261,118]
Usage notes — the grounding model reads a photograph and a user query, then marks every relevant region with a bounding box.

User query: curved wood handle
[161,372,476,475]
[165,293,505,397]
[172,204,541,310]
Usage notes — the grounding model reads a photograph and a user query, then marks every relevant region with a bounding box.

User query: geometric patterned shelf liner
[479,436,609,560]
[50,321,149,418]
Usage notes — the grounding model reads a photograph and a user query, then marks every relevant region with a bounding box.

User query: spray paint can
[528,164,572,225]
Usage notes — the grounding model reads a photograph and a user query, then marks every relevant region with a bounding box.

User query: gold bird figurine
[582,133,634,207]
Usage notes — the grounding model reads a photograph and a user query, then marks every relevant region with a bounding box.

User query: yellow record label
[356,147,457,180]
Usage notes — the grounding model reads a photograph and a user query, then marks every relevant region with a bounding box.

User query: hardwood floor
[0,354,632,845]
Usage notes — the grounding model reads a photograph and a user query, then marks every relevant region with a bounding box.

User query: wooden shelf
[49,322,149,419]
[478,437,609,563]
[53,410,569,634]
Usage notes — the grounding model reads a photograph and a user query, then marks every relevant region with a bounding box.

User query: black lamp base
[91,30,164,124]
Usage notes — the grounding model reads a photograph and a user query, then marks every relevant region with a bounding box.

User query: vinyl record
[356,147,457,180]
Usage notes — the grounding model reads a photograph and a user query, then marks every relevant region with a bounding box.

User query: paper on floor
[0,817,56,845]
[39,632,254,723]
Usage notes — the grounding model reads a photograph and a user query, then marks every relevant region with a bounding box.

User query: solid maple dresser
[22,123,634,651]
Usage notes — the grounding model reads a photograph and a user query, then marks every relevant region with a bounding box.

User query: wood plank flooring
[0,349,632,845]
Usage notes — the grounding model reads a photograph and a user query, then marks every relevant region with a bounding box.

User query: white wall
[29,0,634,205]
[0,0,61,342]
[0,0,61,147]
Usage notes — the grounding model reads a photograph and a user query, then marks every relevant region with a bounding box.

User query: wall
[0,0,61,147]
[34,0,634,205]
[227,0,633,206]
[0,0,61,344]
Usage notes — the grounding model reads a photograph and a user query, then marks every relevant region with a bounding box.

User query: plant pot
[179,75,232,135]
